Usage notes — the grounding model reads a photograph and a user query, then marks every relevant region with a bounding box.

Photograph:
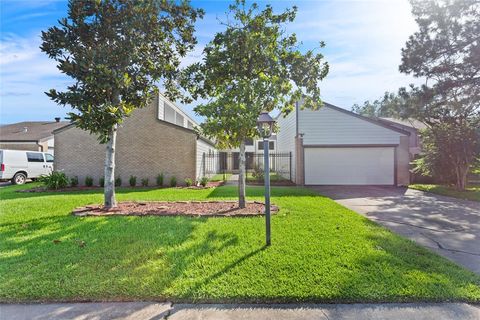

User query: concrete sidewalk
[1,302,479,320]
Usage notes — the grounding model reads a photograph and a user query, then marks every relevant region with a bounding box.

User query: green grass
[1,183,479,303]
[209,173,232,182]
[410,184,480,202]
[246,172,288,182]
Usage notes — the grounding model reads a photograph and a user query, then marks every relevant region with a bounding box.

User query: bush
[141,178,149,187]
[200,176,209,187]
[129,175,137,187]
[252,165,264,182]
[115,177,122,187]
[156,173,164,186]
[170,176,177,187]
[184,178,193,187]
[99,177,105,187]
[85,176,94,187]
[39,171,69,190]
[70,176,79,187]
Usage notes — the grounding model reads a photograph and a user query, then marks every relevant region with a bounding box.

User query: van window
[27,152,44,162]
[45,154,54,163]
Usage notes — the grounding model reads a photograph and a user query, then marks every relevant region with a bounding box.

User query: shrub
[99,177,105,187]
[252,165,264,182]
[184,178,193,187]
[141,178,149,187]
[115,177,122,187]
[39,171,69,190]
[85,176,94,187]
[70,176,79,187]
[129,175,137,187]
[200,176,209,187]
[156,173,164,186]
[170,176,177,187]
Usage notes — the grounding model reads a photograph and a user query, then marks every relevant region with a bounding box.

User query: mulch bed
[72,201,278,217]
[17,182,224,193]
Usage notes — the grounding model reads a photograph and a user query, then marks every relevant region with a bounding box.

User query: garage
[304,147,395,185]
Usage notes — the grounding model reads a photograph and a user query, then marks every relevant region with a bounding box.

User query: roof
[0,121,70,142]
[378,117,428,131]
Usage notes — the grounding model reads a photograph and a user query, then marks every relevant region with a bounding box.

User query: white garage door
[304,147,395,185]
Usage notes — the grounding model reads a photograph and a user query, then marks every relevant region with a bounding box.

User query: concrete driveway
[310,186,480,274]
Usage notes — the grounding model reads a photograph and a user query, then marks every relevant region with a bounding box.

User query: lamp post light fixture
[256,111,275,246]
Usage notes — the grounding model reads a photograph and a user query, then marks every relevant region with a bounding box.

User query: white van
[0,150,54,185]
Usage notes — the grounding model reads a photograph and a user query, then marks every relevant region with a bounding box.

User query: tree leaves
[41,0,203,142]
[183,0,328,148]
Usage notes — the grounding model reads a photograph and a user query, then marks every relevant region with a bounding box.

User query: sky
[0,0,423,124]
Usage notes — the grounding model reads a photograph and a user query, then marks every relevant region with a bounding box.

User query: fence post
[289,151,292,182]
[202,152,206,179]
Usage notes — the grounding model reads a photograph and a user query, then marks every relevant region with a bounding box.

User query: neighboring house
[276,102,411,186]
[0,119,69,154]
[378,117,427,158]
[53,93,216,186]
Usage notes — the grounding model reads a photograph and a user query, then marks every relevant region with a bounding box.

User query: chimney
[55,117,61,123]
[23,127,28,133]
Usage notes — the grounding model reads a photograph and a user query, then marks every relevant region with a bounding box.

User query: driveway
[310,186,480,274]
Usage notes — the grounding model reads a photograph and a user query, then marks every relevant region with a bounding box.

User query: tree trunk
[238,140,246,208]
[455,164,468,191]
[104,123,118,209]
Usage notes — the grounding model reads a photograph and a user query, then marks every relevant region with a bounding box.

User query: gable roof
[0,121,70,142]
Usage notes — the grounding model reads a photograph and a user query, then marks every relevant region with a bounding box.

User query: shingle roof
[0,121,70,142]
[379,118,428,130]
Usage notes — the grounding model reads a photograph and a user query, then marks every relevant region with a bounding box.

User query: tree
[352,91,404,118]
[398,0,480,190]
[183,0,328,207]
[41,0,203,208]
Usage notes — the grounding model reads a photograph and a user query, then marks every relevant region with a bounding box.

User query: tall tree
[183,0,328,207]
[41,0,203,208]
[399,0,480,189]
[352,91,404,118]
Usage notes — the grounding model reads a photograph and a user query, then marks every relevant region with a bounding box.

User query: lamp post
[257,111,275,246]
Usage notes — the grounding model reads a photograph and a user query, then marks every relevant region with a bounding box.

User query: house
[276,102,411,186]
[0,119,69,154]
[378,117,427,158]
[53,93,216,186]
[216,136,278,172]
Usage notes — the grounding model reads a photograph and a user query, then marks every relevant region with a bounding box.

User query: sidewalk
[1,302,479,320]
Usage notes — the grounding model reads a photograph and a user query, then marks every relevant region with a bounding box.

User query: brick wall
[54,96,197,186]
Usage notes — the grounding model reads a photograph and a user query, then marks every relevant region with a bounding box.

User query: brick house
[0,119,69,154]
[53,93,216,186]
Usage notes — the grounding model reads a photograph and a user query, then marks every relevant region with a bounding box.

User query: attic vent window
[23,127,28,133]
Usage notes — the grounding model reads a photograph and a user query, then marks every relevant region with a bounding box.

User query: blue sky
[0,0,422,124]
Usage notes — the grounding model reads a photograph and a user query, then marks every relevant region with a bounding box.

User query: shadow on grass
[0,213,241,301]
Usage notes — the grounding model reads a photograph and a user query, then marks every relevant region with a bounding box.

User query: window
[245,138,253,146]
[187,121,195,130]
[257,141,274,150]
[27,152,44,162]
[164,102,176,123]
[176,113,184,126]
[45,154,54,163]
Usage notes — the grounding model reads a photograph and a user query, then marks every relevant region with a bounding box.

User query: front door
[232,152,239,170]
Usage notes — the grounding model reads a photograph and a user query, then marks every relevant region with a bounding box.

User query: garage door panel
[305,147,394,185]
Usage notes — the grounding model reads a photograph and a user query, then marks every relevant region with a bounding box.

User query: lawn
[209,173,232,182]
[0,183,479,303]
[409,184,480,202]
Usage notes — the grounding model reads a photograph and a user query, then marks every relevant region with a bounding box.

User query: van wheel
[12,173,27,185]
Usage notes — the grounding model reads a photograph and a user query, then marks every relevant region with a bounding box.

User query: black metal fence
[203,152,292,181]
